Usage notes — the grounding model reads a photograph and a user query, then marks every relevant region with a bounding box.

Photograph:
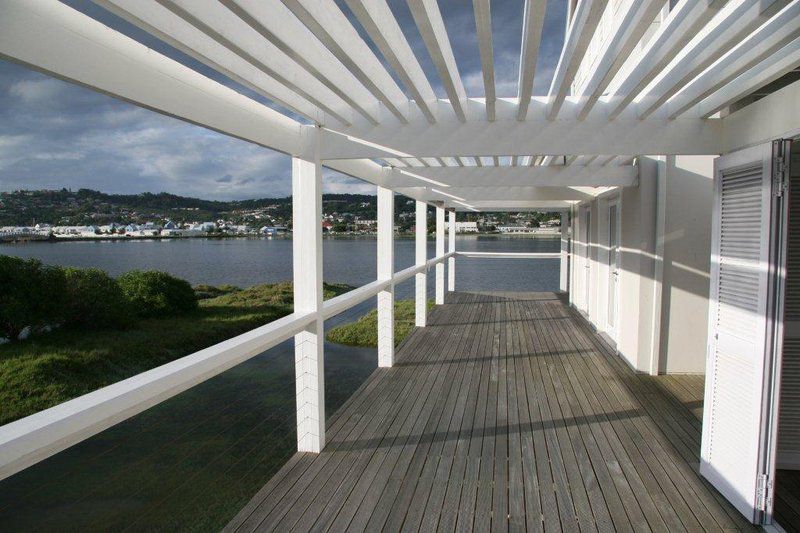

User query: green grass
[0,281,351,426]
[326,298,434,348]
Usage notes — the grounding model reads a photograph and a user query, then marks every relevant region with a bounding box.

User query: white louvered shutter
[701,144,774,522]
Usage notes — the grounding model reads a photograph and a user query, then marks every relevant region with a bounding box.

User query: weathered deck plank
[227,292,758,532]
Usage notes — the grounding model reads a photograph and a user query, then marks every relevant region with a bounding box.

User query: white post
[560,211,569,292]
[436,206,445,305]
[292,130,324,453]
[448,210,456,292]
[415,201,427,327]
[377,186,394,367]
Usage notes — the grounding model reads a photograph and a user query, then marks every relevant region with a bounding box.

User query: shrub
[62,268,132,330]
[0,255,67,341]
[193,284,241,300]
[117,270,198,318]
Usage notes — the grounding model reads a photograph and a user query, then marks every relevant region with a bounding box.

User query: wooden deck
[227,292,757,532]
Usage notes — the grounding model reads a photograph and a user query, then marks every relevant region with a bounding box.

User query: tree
[0,256,67,340]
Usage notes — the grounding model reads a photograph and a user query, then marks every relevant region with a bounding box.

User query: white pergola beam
[666,1,800,119]
[574,0,664,120]
[448,211,456,291]
[696,37,800,119]
[276,0,411,124]
[408,0,467,122]
[636,0,789,119]
[344,0,437,123]
[158,0,373,124]
[517,0,547,120]
[0,0,303,155]
[317,105,723,158]
[547,0,609,120]
[473,0,496,121]
[94,0,334,125]
[386,165,638,187]
[607,0,725,120]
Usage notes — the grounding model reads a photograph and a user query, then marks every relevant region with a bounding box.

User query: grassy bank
[0,281,350,426]
[326,298,434,348]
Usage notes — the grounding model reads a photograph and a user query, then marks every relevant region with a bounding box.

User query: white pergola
[1,0,800,467]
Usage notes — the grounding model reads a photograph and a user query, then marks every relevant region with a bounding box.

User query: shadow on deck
[226,291,756,532]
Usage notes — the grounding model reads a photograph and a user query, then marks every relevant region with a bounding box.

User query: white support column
[415,201,428,327]
[560,211,569,292]
[448,210,456,292]
[292,129,324,453]
[377,186,395,367]
[435,206,445,305]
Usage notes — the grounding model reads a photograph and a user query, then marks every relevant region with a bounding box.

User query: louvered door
[701,143,778,522]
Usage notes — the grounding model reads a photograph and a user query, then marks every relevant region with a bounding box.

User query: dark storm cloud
[0,0,565,200]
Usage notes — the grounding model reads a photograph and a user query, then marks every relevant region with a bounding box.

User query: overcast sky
[0,0,567,200]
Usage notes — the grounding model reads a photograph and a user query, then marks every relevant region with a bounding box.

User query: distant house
[497,225,532,234]
[261,226,278,236]
[163,220,178,230]
[188,222,216,233]
[322,221,333,232]
[454,221,478,233]
[123,224,139,234]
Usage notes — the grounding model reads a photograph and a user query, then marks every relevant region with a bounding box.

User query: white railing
[456,251,562,259]
[0,251,454,482]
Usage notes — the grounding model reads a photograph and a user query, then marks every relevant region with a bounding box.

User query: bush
[117,270,198,318]
[62,268,132,330]
[193,284,241,300]
[0,256,67,341]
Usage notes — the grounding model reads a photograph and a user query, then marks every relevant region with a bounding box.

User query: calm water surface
[0,236,559,531]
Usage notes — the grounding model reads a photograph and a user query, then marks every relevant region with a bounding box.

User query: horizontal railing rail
[456,251,562,259]
[0,252,454,481]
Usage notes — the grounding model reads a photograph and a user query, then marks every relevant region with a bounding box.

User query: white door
[701,140,791,523]
[581,206,591,313]
[606,199,621,340]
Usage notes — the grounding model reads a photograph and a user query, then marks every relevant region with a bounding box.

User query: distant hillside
[0,189,389,226]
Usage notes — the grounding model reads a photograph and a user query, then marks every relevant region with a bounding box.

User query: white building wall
[570,154,715,375]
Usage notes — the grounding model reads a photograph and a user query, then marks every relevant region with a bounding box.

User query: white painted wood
[292,131,325,453]
[317,111,723,159]
[667,1,800,119]
[219,0,400,124]
[436,206,446,304]
[696,37,800,119]
[0,310,315,482]
[448,210,456,291]
[94,0,339,125]
[574,0,664,120]
[517,0,547,120]
[547,0,609,120]
[344,0,437,123]
[377,186,395,367]
[457,252,561,259]
[636,0,789,120]
[407,0,467,122]
[701,142,775,521]
[158,0,365,122]
[0,0,303,155]
[607,0,724,119]
[472,0,495,121]
[277,0,410,124]
[560,212,569,292]
[721,79,800,154]
[416,201,428,327]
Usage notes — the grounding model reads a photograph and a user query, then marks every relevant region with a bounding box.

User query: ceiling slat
[473,0,495,121]
[516,0,547,120]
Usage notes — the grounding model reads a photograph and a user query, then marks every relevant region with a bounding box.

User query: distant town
[0,189,561,242]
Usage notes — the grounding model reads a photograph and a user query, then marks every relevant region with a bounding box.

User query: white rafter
[573,0,664,120]
[517,0,547,120]
[636,0,789,119]
[274,0,410,124]
[473,0,495,121]
[407,0,467,122]
[546,0,609,120]
[666,1,800,119]
[606,0,726,120]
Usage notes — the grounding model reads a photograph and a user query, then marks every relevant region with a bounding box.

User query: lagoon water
[0,236,560,531]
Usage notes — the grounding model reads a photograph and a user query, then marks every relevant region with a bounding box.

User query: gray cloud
[0,0,565,200]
